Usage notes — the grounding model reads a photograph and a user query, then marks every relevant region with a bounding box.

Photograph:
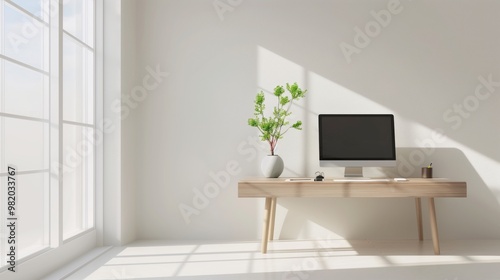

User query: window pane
[10,0,43,20]
[63,35,94,124]
[3,3,48,71]
[12,172,50,258]
[2,59,49,119]
[63,124,94,240]
[0,117,48,172]
[1,0,96,268]
[63,0,94,47]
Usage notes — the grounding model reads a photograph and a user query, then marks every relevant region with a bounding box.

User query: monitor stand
[344,167,363,177]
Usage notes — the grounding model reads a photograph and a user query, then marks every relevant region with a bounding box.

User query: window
[0,0,95,267]
[61,0,94,240]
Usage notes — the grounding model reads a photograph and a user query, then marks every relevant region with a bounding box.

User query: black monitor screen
[319,114,396,161]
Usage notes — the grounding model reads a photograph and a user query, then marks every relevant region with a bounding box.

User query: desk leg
[268,197,277,241]
[261,197,272,254]
[428,198,440,255]
[415,198,424,241]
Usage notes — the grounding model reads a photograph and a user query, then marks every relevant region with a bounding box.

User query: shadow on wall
[277,147,500,240]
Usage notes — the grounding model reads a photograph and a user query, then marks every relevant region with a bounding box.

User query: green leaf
[292,120,302,130]
[296,89,304,98]
[255,92,265,105]
[274,85,285,96]
[260,118,275,132]
[248,118,258,127]
[286,82,298,98]
[280,96,289,106]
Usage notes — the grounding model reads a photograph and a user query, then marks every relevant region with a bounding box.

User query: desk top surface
[238,177,467,198]
[240,177,459,182]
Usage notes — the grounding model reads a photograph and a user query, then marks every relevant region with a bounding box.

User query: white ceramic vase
[261,155,284,178]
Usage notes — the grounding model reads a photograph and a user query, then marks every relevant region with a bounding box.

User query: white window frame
[0,0,100,271]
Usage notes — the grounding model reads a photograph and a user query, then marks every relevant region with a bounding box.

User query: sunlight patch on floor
[69,240,500,280]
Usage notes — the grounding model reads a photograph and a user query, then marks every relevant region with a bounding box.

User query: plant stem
[276,95,295,138]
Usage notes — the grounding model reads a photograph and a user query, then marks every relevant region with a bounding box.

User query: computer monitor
[318,114,396,177]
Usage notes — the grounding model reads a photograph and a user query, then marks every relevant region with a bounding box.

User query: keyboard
[285,178,314,182]
[333,178,392,182]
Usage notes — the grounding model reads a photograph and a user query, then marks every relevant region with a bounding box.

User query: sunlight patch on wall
[257,46,306,92]
[457,144,500,187]
[308,71,393,115]
[395,120,447,148]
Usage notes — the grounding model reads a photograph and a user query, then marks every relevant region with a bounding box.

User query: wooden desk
[238,178,467,254]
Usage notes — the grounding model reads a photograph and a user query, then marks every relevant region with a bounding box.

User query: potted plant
[248,82,307,177]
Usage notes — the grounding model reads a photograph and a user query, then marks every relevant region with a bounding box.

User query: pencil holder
[421,167,432,178]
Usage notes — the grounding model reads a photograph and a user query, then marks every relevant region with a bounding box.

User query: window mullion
[95,0,103,246]
[48,0,62,248]
[63,30,94,52]
[0,112,49,123]
[0,169,49,177]
[0,54,49,75]
[62,119,94,128]
[57,0,64,247]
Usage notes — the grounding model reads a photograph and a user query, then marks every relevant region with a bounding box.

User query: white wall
[120,0,138,246]
[103,0,137,246]
[102,0,123,247]
[132,0,500,241]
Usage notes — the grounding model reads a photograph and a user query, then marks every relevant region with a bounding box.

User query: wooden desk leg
[415,198,424,241]
[268,197,277,241]
[261,197,272,254]
[428,198,440,255]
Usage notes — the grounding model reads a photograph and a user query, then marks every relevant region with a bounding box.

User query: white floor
[47,239,500,280]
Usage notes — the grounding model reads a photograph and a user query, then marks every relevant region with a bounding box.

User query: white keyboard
[333,178,392,182]
[285,178,314,182]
